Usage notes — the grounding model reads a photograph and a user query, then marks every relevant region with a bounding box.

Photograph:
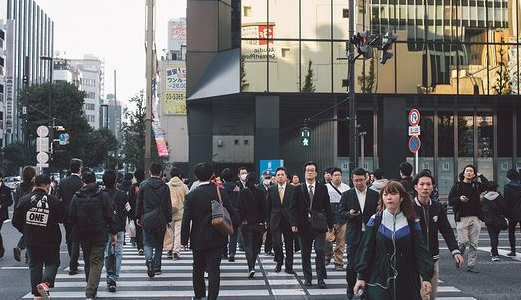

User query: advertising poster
[164,63,187,115]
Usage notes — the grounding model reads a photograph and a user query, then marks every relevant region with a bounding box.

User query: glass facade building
[187,0,520,192]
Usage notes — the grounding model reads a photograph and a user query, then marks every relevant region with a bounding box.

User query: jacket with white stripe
[414,197,460,261]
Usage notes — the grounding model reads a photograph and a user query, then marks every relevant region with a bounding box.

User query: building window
[84,103,95,111]
[85,91,96,99]
[282,48,291,58]
[86,115,95,123]
[343,9,349,18]
[244,6,252,17]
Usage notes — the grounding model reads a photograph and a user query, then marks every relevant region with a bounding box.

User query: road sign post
[408,109,421,175]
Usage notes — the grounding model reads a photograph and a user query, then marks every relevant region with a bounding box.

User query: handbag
[497,216,508,231]
[306,185,328,232]
[142,207,165,231]
[211,185,234,235]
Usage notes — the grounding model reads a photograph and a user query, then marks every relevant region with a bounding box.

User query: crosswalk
[17,236,487,300]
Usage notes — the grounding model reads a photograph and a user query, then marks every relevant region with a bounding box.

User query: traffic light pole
[348,0,358,173]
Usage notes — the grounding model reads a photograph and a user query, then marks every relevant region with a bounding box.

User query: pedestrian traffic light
[300,127,310,147]
[379,31,398,65]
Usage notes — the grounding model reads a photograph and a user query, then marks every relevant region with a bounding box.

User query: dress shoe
[507,251,516,256]
[318,280,327,289]
[346,287,355,299]
[467,266,479,273]
[325,258,331,266]
[274,264,282,273]
[285,269,295,275]
[304,280,312,286]
[13,247,22,262]
[68,269,78,275]
[265,251,274,256]
[228,255,235,262]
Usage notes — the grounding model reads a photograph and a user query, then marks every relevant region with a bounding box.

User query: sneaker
[13,247,21,262]
[138,249,144,256]
[166,250,173,259]
[507,251,516,256]
[228,255,235,262]
[107,281,116,293]
[36,282,51,300]
[491,256,500,262]
[248,269,255,278]
[146,260,155,278]
[155,271,162,275]
[173,252,180,260]
[68,269,78,275]
[325,258,331,266]
[335,264,344,271]
[467,266,480,273]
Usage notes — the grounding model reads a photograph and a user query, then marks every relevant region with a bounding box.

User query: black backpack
[75,194,106,236]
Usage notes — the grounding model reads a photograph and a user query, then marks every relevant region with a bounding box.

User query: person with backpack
[12,175,67,300]
[13,166,36,263]
[221,168,241,262]
[135,162,172,278]
[102,170,129,292]
[504,169,521,256]
[448,164,490,273]
[68,171,117,300]
[128,169,145,255]
[482,182,509,262]
[353,181,434,300]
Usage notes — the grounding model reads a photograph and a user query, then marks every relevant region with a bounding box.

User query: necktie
[279,186,284,203]
[309,185,314,204]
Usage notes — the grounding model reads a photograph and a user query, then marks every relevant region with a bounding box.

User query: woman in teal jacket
[354,181,434,300]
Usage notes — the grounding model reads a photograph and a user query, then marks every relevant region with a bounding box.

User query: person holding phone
[339,168,380,299]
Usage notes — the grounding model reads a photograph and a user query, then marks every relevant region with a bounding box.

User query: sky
[35,0,186,105]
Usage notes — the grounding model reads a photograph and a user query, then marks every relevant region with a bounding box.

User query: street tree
[82,128,119,169]
[301,60,316,93]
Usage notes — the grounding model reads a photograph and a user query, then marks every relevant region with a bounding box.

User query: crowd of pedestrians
[0,158,520,300]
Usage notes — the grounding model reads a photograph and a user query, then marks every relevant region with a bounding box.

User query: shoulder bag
[211,185,234,235]
[305,184,328,232]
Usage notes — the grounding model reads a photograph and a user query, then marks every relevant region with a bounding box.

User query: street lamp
[41,56,54,172]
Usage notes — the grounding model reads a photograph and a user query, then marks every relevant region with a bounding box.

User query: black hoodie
[12,189,67,247]
[504,181,521,222]
[118,179,133,194]
[68,183,117,243]
[14,180,34,207]
[135,177,172,226]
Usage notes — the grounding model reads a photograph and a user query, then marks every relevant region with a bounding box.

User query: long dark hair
[378,181,416,222]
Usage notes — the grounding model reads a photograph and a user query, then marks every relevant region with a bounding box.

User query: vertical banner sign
[151,77,169,157]
[5,20,15,134]
[164,63,187,115]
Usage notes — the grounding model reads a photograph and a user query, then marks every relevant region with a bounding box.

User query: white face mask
[240,174,247,182]
[263,179,271,186]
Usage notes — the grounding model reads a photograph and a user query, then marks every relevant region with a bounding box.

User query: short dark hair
[351,167,366,177]
[373,168,384,180]
[124,172,134,181]
[323,167,332,175]
[237,167,247,175]
[34,174,51,186]
[413,170,435,186]
[221,168,234,182]
[488,181,499,192]
[22,166,36,181]
[170,167,181,178]
[304,161,318,172]
[330,167,342,175]
[275,166,288,175]
[150,162,162,176]
[399,162,413,177]
[506,169,519,181]
[195,162,213,182]
[70,158,83,173]
[103,170,117,187]
[134,169,145,182]
[81,171,96,184]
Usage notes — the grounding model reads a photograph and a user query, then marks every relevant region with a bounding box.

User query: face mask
[240,174,247,181]
[263,179,271,186]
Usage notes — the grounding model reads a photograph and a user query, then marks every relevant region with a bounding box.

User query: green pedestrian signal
[301,127,310,147]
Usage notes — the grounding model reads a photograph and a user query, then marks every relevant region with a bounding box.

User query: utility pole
[114,69,119,171]
[348,0,358,172]
[144,0,155,174]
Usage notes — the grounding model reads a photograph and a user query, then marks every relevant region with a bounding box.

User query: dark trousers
[242,228,263,271]
[17,235,26,249]
[487,226,500,256]
[0,222,4,256]
[193,246,223,300]
[228,231,238,256]
[135,220,144,250]
[272,219,294,269]
[508,220,520,251]
[264,229,273,253]
[64,222,79,270]
[346,242,360,292]
[81,241,106,298]
[26,246,60,296]
[300,229,326,282]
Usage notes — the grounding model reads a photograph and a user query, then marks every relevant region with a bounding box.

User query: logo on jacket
[26,194,50,227]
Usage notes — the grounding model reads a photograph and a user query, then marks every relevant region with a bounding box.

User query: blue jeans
[26,246,60,296]
[105,231,124,282]
[143,227,166,271]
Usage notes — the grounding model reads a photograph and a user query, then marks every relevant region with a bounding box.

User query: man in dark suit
[267,167,295,274]
[290,161,334,289]
[56,158,83,275]
[339,167,379,299]
[181,162,237,300]
[257,170,274,256]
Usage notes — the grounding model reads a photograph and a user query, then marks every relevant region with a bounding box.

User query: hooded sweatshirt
[14,180,34,207]
[482,191,507,228]
[167,176,188,221]
[135,177,172,226]
[504,181,521,221]
[369,179,388,193]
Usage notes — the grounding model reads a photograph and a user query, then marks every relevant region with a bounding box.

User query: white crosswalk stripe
[19,236,483,300]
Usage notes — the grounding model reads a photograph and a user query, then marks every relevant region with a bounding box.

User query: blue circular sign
[409,136,421,153]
